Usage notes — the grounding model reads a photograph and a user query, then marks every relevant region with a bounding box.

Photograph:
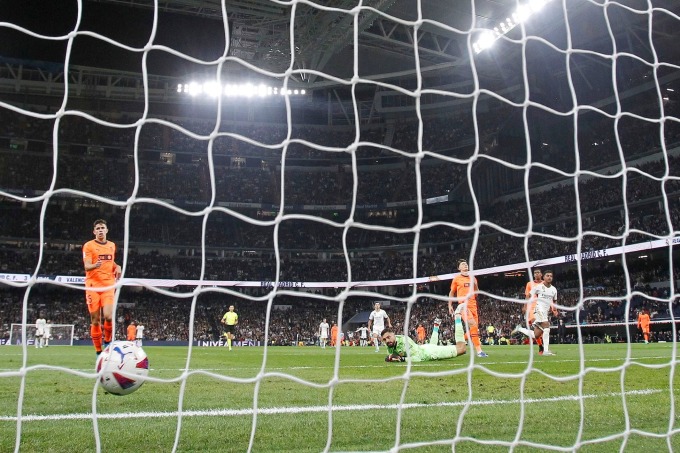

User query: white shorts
[36,330,44,337]
[533,305,550,324]
[372,327,383,336]
[320,334,328,340]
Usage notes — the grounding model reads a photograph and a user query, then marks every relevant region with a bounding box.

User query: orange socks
[91,324,102,352]
[103,320,113,343]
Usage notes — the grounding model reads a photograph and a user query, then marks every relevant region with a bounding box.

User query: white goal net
[1,0,679,452]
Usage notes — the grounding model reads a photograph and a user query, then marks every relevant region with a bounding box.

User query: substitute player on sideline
[448,259,487,358]
[368,302,392,352]
[221,305,238,351]
[382,315,466,363]
[83,219,122,356]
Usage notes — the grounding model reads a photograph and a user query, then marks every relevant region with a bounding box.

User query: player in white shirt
[529,270,559,355]
[135,322,145,347]
[355,324,370,347]
[35,316,46,348]
[43,320,52,347]
[318,318,330,348]
[367,302,392,352]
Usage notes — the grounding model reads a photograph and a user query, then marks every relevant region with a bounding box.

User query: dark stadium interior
[1,0,680,345]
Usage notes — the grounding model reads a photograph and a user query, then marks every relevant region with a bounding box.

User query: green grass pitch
[0,343,677,452]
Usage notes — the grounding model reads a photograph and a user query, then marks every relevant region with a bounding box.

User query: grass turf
[0,343,677,452]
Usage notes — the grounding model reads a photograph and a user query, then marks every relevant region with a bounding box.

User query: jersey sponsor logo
[98,254,113,261]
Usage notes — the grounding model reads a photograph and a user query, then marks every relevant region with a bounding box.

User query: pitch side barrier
[563,319,680,341]
[0,238,675,289]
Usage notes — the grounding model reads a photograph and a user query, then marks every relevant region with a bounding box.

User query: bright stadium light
[474,31,497,54]
[473,0,553,54]
[176,82,307,98]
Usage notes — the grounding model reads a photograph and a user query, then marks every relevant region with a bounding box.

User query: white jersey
[44,322,52,338]
[531,283,557,322]
[35,318,46,336]
[319,322,329,339]
[136,325,145,339]
[356,326,369,339]
[369,309,389,333]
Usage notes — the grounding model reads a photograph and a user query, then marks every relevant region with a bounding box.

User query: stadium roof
[0,0,678,101]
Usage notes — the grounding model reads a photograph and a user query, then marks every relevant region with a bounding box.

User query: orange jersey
[450,274,478,305]
[525,281,541,318]
[416,326,426,341]
[637,313,650,328]
[83,239,117,286]
[127,324,137,341]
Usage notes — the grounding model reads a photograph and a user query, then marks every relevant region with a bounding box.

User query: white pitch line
[0,389,661,422]
[0,355,672,374]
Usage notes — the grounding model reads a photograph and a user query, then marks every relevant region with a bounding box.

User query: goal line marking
[0,389,661,422]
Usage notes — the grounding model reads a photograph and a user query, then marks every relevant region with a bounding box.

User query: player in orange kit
[448,259,487,358]
[637,308,651,343]
[330,322,339,347]
[83,219,122,356]
[416,323,426,344]
[127,321,137,341]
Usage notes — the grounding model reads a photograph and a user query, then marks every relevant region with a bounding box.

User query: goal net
[8,323,75,347]
[0,0,679,451]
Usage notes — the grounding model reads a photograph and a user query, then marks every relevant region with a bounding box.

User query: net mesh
[1,0,680,451]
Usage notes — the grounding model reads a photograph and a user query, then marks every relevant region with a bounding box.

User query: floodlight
[529,0,547,12]
[475,31,496,53]
[514,5,532,23]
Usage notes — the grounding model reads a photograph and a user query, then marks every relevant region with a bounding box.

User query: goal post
[8,323,76,346]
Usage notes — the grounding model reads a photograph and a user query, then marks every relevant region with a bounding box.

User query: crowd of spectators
[2,270,677,346]
[2,91,679,347]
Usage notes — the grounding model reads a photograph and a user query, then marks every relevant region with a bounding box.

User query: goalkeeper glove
[385,354,405,362]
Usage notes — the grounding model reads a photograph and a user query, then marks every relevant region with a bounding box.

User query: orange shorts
[85,282,115,314]
[460,303,479,326]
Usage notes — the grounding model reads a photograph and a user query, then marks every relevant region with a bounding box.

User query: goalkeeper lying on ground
[381,306,467,362]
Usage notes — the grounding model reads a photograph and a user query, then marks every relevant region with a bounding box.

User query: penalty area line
[0,389,661,422]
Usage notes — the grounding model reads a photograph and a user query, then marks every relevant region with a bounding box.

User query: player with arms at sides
[127,321,137,342]
[416,323,426,345]
[527,270,559,355]
[448,259,487,358]
[318,318,330,348]
[368,302,392,352]
[135,321,145,347]
[221,305,238,351]
[513,268,546,354]
[356,324,370,347]
[35,314,46,349]
[83,219,122,356]
[382,316,466,363]
[637,308,651,344]
[44,320,52,347]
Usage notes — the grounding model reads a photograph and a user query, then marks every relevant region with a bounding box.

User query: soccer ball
[96,340,149,395]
